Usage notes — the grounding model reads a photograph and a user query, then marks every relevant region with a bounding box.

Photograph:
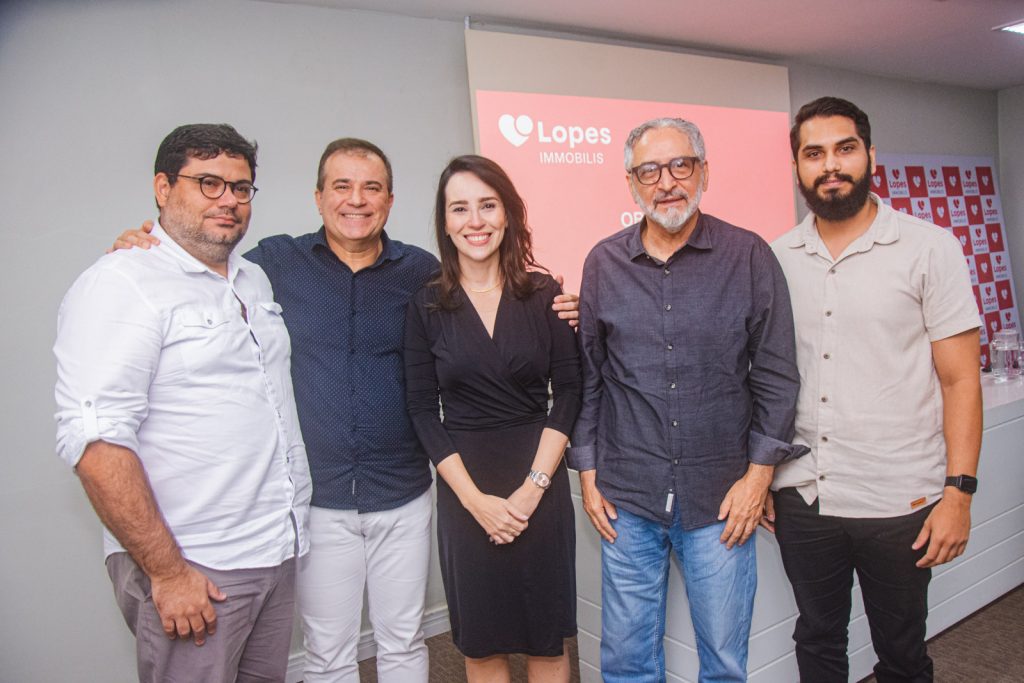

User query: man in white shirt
[54,124,312,683]
[769,97,982,682]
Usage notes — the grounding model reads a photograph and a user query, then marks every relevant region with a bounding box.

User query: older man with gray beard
[569,117,807,682]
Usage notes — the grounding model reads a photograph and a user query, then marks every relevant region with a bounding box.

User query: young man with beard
[769,97,982,682]
[572,117,806,681]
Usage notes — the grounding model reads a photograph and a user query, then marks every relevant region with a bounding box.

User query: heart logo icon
[893,169,901,179]
[983,177,989,186]
[997,254,1003,264]
[913,176,921,187]
[930,169,938,179]
[954,199,960,208]
[993,233,1000,243]
[981,262,989,273]
[992,320,999,332]
[1002,290,1008,300]
[987,199,993,207]
[1005,312,1012,322]
[971,205,978,215]
[949,176,958,186]
[960,236,967,246]
[918,200,925,209]
[937,206,945,218]
[498,114,534,147]
[967,170,973,179]
[873,175,881,187]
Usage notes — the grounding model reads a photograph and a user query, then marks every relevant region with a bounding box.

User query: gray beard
[631,183,702,233]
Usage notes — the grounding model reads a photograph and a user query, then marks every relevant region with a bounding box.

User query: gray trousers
[106,552,296,683]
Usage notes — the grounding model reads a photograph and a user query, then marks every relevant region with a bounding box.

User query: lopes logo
[497,113,612,149]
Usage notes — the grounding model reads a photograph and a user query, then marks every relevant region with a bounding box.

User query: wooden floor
[355,585,1024,682]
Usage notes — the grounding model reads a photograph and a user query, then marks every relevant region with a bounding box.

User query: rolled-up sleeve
[54,264,161,467]
[745,244,809,465]
[567,254,604,472]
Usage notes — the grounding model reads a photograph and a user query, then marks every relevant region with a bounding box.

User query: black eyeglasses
[629,156,703,185]
[174,174,258,203]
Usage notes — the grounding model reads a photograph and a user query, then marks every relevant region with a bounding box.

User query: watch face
[531,471,551,489]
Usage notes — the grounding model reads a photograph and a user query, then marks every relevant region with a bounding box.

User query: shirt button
[819,474,826,481]
[829,268,836,275]
[671,420,678,427]
[670,382,676,389]
[821,436,829,442]
[206,317,213,325]
[664,269,670,276]
[665,304,672,311]
[667,344,673,350]
[823,353,831,359]
[820,396,828,403]
[825,310,833,317]
[673,459,679,465]
[84,400,93,408]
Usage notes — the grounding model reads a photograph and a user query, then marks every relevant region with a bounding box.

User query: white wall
[0,2,470,680]
[0,2,1013,681]
[997,85,1024,321]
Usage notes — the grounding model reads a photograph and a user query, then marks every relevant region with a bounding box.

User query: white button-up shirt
[55,224,311,569]
[771,195,979,518]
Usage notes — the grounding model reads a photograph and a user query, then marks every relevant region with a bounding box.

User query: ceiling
[263,0,1024,90]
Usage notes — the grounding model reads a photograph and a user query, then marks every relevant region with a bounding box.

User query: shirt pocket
[171,307,241,374]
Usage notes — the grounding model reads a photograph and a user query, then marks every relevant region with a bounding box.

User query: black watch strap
[945,474,978,494]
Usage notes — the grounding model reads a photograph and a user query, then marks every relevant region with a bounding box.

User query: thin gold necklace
[463,279,501,294]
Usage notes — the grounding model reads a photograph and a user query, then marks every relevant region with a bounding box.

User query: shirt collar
[791,193,900,257]
[627,212,713,262]
[152,222,244,281]
[311,227,405,268]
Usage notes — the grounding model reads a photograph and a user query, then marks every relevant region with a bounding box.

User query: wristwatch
[944,475,978,494]
[529,469,551,490]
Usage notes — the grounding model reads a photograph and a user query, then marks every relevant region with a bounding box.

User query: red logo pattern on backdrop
[875,156,1018,366]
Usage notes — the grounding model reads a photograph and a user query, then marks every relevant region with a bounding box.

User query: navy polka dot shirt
[245,229,438,512]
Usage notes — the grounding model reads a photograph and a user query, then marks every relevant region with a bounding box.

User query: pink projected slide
[476,90,796,292]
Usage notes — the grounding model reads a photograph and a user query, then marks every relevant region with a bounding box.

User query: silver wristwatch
[528,469,551,490]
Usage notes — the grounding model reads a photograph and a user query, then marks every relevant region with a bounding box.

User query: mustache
[204,209,241,223]
[814,173,855,189]
[654,188,689,204]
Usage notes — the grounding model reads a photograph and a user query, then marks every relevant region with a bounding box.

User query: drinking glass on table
[990,329,1022,382]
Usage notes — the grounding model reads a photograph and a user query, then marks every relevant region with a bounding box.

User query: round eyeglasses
[174,174,258,203]
[629,156,702,185]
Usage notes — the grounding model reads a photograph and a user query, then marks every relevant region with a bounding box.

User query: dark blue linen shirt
[245,229,438,512]
[569,214,807,528]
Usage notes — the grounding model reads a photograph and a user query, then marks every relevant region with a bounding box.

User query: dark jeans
[773,487,935,683]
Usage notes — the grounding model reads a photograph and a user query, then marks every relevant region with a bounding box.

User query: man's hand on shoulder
[718,463,774,549]
[151,563,226,646]
[552,274,579,328]
[913,489,972,568]
[107,219,159,253]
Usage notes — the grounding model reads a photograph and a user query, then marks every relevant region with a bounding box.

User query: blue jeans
[600,506,756,683]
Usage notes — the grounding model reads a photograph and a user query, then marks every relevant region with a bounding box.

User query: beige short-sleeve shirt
[771,195,980,518]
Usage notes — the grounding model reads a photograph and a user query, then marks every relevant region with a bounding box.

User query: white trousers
[297,489,432,683]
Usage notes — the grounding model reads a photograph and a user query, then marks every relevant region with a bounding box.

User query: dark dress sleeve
[538,275,582,437]
[403,289,458,467]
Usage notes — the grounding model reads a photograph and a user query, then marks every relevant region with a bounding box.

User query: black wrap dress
[404,273,581,658]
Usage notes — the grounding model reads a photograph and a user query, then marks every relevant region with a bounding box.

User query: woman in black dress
[404,155,581,682]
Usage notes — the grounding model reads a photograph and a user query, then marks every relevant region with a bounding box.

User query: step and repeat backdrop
[873,155,1019,367]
